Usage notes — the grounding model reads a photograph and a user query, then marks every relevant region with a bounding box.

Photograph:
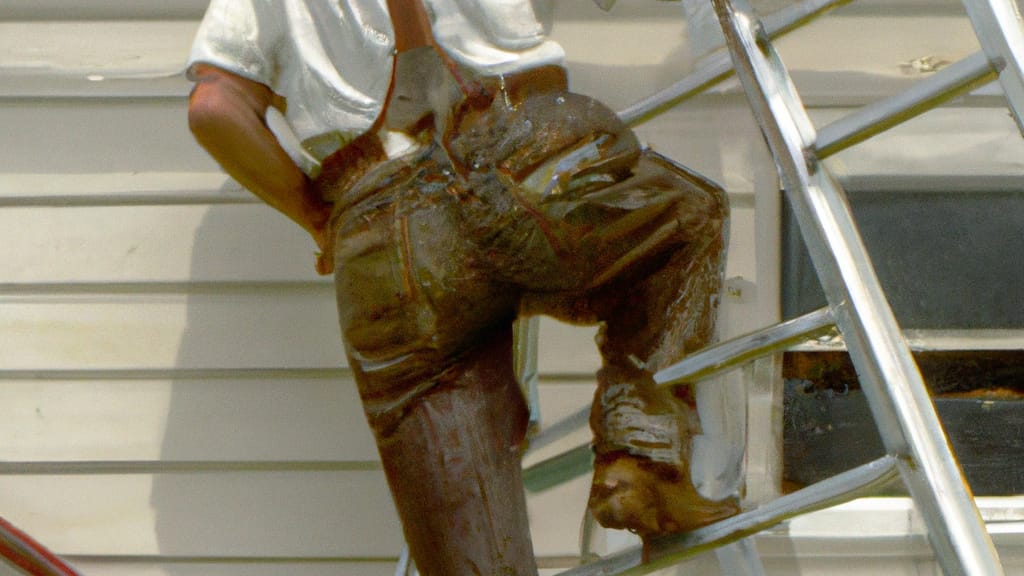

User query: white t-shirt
[187,0,565,167]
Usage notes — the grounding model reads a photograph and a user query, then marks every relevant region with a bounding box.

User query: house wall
[2,2,1021,575]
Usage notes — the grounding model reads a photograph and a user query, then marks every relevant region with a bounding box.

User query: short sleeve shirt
[187,0,565,160]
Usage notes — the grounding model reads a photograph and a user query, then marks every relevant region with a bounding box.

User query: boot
[588,366,740,537]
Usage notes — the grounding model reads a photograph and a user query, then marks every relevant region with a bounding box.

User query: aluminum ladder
[399,0,1024,573]
[551,0,1023,574]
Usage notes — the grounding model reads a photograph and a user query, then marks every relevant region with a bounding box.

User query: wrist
[304,194,332,234]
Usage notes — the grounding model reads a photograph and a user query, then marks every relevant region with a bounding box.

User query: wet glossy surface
[314,51,732,573]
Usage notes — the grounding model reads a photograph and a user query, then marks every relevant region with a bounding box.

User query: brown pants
[328,89,728,575]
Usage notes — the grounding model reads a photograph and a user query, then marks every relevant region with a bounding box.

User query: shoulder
[426,0,565,74]
[427,0,553,50]
[186,0,287,86]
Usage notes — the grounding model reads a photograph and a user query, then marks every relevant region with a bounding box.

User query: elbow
[187,69,277,157]
[188,82,232,147]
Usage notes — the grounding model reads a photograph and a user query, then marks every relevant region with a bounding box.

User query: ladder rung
[527,308,840,464]
[791,328,1024,353]
[514,316,542,429]
[525,326,1024,475]
[555,455,900,576]
[394,545,415,576]
[523,443,591,493]
[712,0,1005,572]
[617,0,854,126]
[654,307,835,387]
[714,538,767,576]
[524,405,591,457]
[815,51,998,159]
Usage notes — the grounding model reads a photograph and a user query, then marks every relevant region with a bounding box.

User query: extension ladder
[567,0,1023,574]
[398,0,1024,574]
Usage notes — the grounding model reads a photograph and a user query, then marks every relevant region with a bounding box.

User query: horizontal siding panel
[0,288,345,371]
[1,204,322,284]
[551,18,692,113]
[0,21,194,70]
[0,172,755,208]
[0,0,970,22]
[0,288,603,373]
[537,322,602,375]
[528,475,594,558]
[568,7,979,112]
[0,172,245,205]
[772,14,978,81]
[525,382,598,465]
[62,562,579,576]
[0,472,591,558]
[0,471,401,557]
[633,101,764,197]
[0,99,207,175]
[814,107,1024,182]
[64,561,398,576]
[0,3,209,22]
[2,103,1017,200]
[0,99,756,205]
[0,376,376,463]
[1,200,756,285]
[1,378,595,463]
[0,72,189,100]
[0,21,196,99]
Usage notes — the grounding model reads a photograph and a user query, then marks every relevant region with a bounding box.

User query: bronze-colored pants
[328,91,727,575]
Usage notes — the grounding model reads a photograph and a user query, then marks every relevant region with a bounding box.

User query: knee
[702,185,729,243]
[670,169,729,247]
[706,182,729,225]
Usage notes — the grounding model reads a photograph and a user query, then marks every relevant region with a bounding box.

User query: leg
[330,155,536,575]
[587,192,739,537]
[466,88,740,538]
[373,328,537,576]
[522,150,740,538]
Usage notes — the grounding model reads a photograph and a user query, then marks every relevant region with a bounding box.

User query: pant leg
[330,149,537,575]
[462,91,740,537]
[520,149,739,537]
[331,147,520,434]
[373,328,536,576]
[327,82,737,572]
[583,171,739,536]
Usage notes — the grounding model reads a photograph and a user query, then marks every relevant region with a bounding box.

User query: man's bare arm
[187,64,333,271]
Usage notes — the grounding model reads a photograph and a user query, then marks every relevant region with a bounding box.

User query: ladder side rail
[960,0,1024,134]
[395,544,418,576]
[714,538,767,576]
[710,0,1004,574]
[556,455,900,576]
[511,1,1017,573]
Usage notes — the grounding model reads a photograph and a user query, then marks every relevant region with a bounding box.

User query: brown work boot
[589,451,740,537]
[588,369,740,538]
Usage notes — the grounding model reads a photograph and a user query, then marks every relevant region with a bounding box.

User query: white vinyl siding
[2,2,1022,575]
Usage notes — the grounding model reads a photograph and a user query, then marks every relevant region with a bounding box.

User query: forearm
[188,65,331,242]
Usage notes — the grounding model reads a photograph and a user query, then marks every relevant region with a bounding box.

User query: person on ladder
[186,0,739,573]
